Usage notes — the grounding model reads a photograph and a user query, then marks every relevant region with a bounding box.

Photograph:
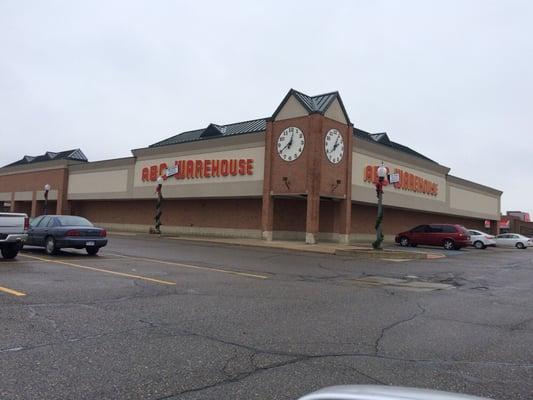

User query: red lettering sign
[141,158,255,182]
[363,164,439,196]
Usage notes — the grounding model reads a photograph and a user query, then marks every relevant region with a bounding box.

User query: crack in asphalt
[374,303,426,355]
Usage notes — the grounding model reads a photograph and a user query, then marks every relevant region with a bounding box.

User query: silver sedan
[494,233,532,249]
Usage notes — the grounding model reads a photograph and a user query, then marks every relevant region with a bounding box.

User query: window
[469,230,480,236]
[411,225,428,233]
[57,216,93,227]
[441,225,457,233]
[428,225,443,233]
[38,216,51,227]
[46,217,59,227]
[30,216,44,228]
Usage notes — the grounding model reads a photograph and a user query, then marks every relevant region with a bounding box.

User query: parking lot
[1,235,533,400]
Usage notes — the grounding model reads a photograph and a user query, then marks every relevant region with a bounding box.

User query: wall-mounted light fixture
[282,176,291,190]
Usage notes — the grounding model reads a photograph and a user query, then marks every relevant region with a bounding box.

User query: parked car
[494,233,532,249]
[467,229,496,249]
[0,212,28,259]
[395,224,471,250]
[26,215,107,255]
[298,385,491,399]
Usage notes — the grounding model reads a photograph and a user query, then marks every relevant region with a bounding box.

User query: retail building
[0,89,502,243]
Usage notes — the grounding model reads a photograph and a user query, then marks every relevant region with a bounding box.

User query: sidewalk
[109,232,445,260]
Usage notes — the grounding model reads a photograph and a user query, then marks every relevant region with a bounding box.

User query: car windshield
[57,216,93,227]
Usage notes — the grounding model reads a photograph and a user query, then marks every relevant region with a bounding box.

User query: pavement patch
[351,276,455,292]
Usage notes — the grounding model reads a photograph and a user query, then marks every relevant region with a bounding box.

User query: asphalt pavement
[1,235,532,400]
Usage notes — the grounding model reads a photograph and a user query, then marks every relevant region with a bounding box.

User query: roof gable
[271,89,350,124]
[3,149,88,168]
[149,118,267,148]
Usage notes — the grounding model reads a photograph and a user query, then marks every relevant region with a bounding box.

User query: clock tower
[262,89,353,244]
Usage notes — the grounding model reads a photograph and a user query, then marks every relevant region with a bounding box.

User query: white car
[495,233,533,249]
[467,229,496,249]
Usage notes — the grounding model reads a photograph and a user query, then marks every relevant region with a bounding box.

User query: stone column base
[305,232,317,244]
[262,231,273,241]
[338,234,350,245]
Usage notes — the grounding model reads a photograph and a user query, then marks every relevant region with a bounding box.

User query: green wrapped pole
[372,181,384,250]
[154,179,163,234]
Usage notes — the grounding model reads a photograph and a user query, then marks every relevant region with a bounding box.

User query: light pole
[153,176,164,234]
[43,184,51,215]
[372,162,388,250]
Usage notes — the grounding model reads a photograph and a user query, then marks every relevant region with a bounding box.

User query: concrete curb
[334,248,429,260]
[108,231,444,260]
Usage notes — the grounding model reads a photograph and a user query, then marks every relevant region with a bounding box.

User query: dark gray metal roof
[149,118,267,148]
[271,89,350,123]
[149,90,434,163]
[353,128,436,163]
[3,149,88,168]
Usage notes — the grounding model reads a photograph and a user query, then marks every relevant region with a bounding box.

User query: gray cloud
[1,0,531,212]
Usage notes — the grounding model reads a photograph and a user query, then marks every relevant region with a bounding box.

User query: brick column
[56,168,69,215]
[305,115,323,244]
[305,194,320,244]
[9,192,15,212]
[30,191,37,218]
[261,121,274,241]
[490,219,500,235]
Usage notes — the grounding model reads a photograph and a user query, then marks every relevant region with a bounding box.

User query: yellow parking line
[107,253,268,280]
[20,254,176,286]
[0,285,26,297]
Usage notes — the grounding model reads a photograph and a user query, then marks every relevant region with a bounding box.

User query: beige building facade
[0,89,502,243]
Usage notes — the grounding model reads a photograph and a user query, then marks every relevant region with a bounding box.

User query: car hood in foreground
[298,385,492,400]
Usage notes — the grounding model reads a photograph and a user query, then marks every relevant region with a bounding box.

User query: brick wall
[71,198,262,230]
[352,203,485,234]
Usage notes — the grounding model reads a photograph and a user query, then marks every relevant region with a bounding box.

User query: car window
[428,225,443,233]
[411,225,428,233]
[510,234,519,239]
[37,216,51,227]
[46,217,59,227]
[498,234,509,239]
[57,216,93,226]
[30,215,44,228]
[441,225,457,233]
[469,230,480,236]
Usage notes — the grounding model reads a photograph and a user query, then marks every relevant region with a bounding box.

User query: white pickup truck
[0,212,28,259]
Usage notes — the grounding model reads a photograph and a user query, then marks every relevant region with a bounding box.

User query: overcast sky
[1,1,531,213]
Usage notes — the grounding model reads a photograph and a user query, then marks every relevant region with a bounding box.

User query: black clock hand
[329,137,339,153]
[281,132,294,151]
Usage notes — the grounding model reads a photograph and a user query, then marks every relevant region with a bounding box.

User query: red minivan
[395,224,471,250]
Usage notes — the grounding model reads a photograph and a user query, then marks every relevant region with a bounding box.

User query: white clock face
[277,127,305,162]
[324,129,344,164]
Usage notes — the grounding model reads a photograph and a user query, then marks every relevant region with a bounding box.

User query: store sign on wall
[363,165,439,196]
[141,158,254,182]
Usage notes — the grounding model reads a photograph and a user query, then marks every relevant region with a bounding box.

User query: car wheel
[474,240,486,249]
[86,246,99,256]
[443,239,455,250]
[1,244,19,259]
[45,236,59,255]
[516,242,525,249]
[399,236,410,247]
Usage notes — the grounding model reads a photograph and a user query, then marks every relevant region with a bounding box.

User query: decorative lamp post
[153,176,164,234]
[372,162,388,250]
[43,184,51,215]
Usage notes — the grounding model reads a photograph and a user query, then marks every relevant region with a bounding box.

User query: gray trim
[69,157,135,172]
[447,174,502,196]
[132,132,265,159]
[353,139,451,175]
[132,181,264,199]
[0,160,75,175]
